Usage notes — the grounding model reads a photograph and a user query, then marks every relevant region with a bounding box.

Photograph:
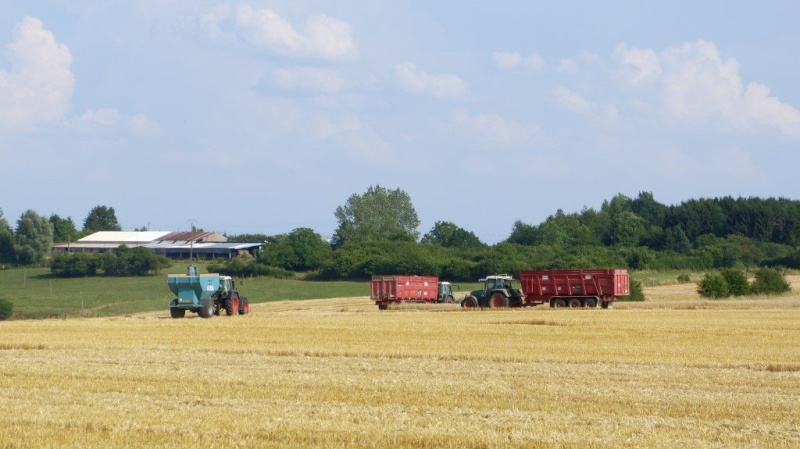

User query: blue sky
[1,1,798,243]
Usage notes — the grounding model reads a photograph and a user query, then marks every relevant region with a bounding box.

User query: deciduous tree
[83,205,122,233]
[333,185,419,246]
[14,210,53,265]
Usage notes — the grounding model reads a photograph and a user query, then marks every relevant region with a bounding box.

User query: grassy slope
[0,265,368,318]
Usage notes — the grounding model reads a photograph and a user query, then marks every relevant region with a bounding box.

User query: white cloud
[309,112,393,162]
[395,63,469,98]
[615,40,800,139]
[452,109,539,146]
[557,58,580,76]
[0,17,74,133]
[492,51,545,71]
[69,108,160,135]
[614,43,662,86]
[271,67,346,93]
[233,5,359,61]
[492,51,522,69]
[553,86,620,126]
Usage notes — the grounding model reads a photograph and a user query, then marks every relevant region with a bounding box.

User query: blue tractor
[167,265,249,318]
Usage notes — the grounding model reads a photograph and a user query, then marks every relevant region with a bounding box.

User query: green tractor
[461,274,524,308]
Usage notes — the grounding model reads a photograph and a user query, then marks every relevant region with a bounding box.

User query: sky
[1,1,799,244]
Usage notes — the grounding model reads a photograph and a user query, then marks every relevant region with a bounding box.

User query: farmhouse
[52,231,262,260]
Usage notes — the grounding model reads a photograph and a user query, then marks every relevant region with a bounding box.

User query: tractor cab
[219,276,234,295]
[438,282,455,303]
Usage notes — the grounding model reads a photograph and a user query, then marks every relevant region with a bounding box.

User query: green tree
[720,269,750,296]
[697,272,730,299]
[333,185,420,246]
[286,228,332,271]
[14,210,54,265]
[620,279,645,301]
[750,268,790,295]
[0,208,14,263]
[49,214,79,243]
[83,205,122,233]
[0,296,12,320]
[422,221,484,248]
[260,228,332,271]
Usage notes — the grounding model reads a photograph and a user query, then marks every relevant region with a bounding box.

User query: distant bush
[620,279,645,301]
[697,272,730,299]
[720,269,750,296]
[751,268,791,295]
[0,297,13,320]
[208,258,295,279]
[676,273,691,284]
[50,252,98,277]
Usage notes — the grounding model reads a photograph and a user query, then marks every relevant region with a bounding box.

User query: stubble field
[1,277,799,448]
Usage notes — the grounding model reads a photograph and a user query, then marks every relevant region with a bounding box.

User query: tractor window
[486,279,497,290]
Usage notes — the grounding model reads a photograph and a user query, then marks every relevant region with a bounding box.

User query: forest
[3,190,800,281]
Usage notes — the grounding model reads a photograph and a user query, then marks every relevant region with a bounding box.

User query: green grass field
[0,265,368,319]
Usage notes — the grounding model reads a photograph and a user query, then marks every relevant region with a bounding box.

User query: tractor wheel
[568,298,582,308]
[552,298,567,308]
[583,297,598,308]
[445,295,455,304]
[198,299,214,318]
[169,300,185,319]
[488,292,509,308]
[225,294,239,316]
[239,297,249,315]
[461,296,479,309]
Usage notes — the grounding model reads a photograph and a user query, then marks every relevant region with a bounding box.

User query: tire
[198,299,214,318]
[225,294,239,316]
[239,297,249,315]
[378,303,388,310]
[583,297,598,308]
[568,298,582,308]
[461,296,479,309]
[552,298,567,308]
[445,295,455,304]
[169,300,185,319]
[488,292,509,308]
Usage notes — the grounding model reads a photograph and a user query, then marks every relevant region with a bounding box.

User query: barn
[52,231,262,260]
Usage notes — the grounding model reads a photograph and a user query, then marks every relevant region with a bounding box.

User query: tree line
[3,188,800,281]
[216,188,800,281]
[0,205,121,266]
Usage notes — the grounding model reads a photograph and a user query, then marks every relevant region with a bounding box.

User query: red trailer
[518,269,630,308]
[371,275,439,310]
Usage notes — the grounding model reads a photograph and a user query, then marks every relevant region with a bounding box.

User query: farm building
[52,231,262,260]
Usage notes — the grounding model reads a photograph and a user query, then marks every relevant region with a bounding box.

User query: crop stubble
[0,290,798,448]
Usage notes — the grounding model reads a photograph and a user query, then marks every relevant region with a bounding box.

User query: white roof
[78,231,171,243]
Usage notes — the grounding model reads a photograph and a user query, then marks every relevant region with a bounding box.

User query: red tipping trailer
[371,275,439,310]
[518,269,630,308]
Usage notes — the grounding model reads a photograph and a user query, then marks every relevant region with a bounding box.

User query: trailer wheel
[378,303,388,310]
[488,293,509,308]
[461,296,479,309]
[567,298,582,308]
[239,297,249,315]
[198,299,214,318]
[225,294,239,316]
[169,300,185,319]
[583,297,597,308]
[552,298,567,308]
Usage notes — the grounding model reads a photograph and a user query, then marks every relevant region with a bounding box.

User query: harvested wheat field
[1,280,799,448]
